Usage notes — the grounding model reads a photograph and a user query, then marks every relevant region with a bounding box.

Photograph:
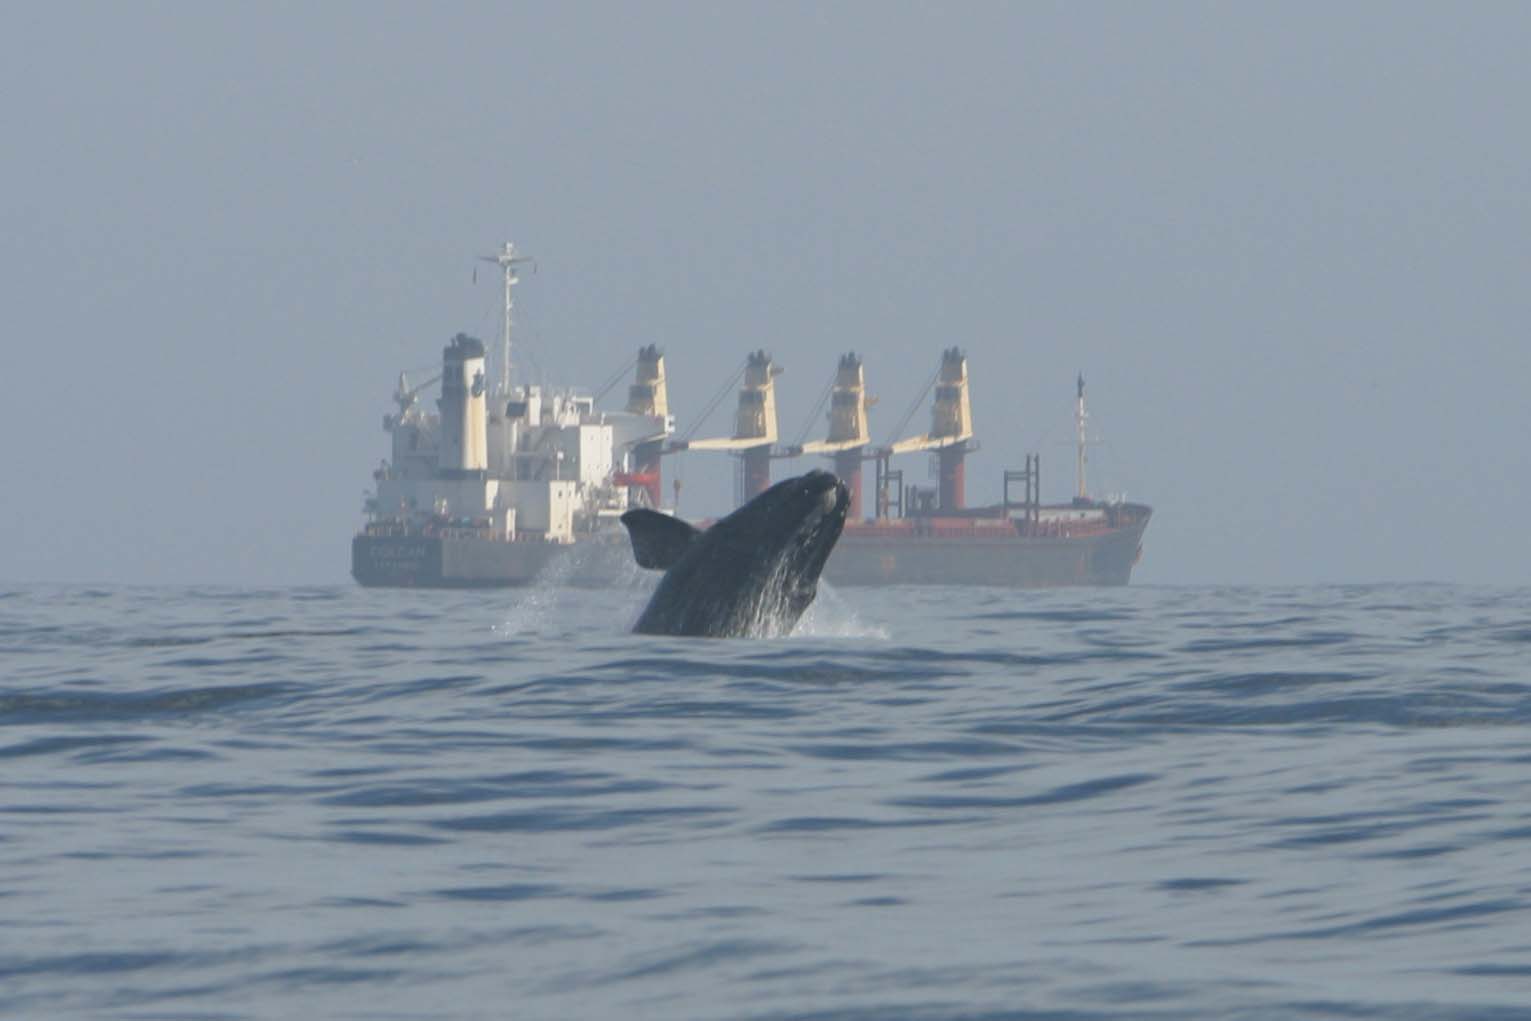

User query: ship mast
[478,241,535,395]
[1075,373,1088,501]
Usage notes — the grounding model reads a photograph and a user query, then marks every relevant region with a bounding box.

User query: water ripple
[2,582,1529,1019]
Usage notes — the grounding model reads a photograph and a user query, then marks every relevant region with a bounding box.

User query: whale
[620,470,850,637]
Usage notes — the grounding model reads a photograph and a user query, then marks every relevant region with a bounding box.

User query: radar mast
[478,241,535,394]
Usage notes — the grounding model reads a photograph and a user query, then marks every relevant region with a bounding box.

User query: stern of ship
[351,531,445,587]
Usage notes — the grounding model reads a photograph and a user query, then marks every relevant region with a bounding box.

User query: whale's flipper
[620,509,701,570]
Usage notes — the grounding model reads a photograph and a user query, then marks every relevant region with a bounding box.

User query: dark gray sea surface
[3,581,1531,1020]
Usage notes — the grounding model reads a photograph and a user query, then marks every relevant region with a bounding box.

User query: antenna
[1076,373,1088,500]
[477,241,536,395]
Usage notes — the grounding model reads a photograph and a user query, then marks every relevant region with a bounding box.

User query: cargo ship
[351,243,1150,588]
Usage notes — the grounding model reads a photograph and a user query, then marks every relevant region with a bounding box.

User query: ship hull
[351,532,638,588]
[354,513,1148,589]
[823,517,1147,587]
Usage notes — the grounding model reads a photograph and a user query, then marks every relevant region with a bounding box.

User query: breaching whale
[620,470,851,637]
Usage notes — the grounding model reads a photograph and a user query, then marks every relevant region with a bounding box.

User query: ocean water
[3,580,1530,1020]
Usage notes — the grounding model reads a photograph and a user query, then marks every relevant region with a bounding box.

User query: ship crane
[872,348,975,513]
[672,350,785,504]
[384,371,442,429]
[792,352,877,520]
[610,345,674,508]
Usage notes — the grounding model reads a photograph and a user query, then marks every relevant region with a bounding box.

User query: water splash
[733,555,885,640]
[794,582,889,640]
[493,543,655,637]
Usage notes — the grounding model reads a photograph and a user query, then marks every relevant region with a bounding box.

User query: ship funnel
[438,333,488,475]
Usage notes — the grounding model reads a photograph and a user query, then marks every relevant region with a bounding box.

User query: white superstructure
[362,242,674,547]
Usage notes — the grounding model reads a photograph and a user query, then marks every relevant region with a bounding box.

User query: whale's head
[620,470,850,637]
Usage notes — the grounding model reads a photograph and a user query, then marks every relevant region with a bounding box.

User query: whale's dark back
[621,471,850,638]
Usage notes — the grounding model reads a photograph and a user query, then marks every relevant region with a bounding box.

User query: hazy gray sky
[3,2,1527,586]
